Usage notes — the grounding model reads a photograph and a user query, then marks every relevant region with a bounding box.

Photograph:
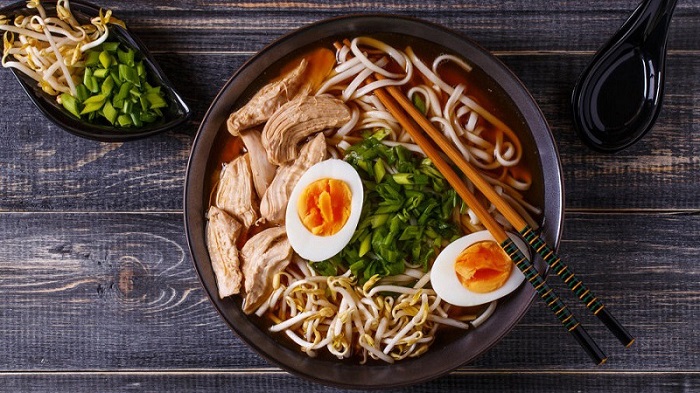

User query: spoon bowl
[571,0,677,153]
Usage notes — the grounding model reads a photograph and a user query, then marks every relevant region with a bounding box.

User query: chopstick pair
[363,75,604,365]
[352,66,634,364]
[372,73,634,348]
[335,39,633,363]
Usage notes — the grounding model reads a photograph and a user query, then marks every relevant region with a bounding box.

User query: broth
[204,34,544,363]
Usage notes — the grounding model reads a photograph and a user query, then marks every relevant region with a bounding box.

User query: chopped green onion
[140,111,158,123]
[75,84,90,102]
[79,94,106,114]
[122,100,132,115]
[80,95,105,115]
[117,114,132,127]
[82,94,106,105]
[145,85,160,95]
[145,92,167,109]
[58,41,168,128]
[118,64,140,86]
[99,50,112,69]
[109,69,121,85]
[130,112,143,127]
[93,68,109,79]
[85,51,101,67]
[373,158,386,183]
[101,76,115,96]
[139,95,149,111]
[412,93,427,115]
[117,48,135,67]
[370,214,390,228]
[114,82,132,101]
[392,173,413,185]
[102,42,120,52]
[136,61,146,77]
[83,67,99,93]
[102,101,118,124]
[312,137,462,283]
[60,93,81,118]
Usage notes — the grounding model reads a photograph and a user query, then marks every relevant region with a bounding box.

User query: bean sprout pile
[1,0,123,97]
[256,258,497,363]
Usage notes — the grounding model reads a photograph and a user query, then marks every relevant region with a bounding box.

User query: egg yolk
[297,178,352,236]
[454,240,513,293]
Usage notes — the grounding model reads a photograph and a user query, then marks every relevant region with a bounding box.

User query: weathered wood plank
[0,371,697,393]
[90,12,700,54]
[0,213,266,369]
[0,212,696,371]
[0,1,696,391]
[1,53,698,211]
[0,0,698,53]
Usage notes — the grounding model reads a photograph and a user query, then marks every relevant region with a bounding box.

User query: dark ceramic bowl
[0,0,191,142]
[184,15,563,389]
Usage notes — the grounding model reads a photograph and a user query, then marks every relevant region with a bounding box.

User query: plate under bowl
[184,14,563,389]
[0,0,191,142]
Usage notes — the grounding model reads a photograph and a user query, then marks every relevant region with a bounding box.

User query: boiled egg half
[286,159,364,261]
[430,230,529,307]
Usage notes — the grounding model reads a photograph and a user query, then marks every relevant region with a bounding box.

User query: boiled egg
[430,230,529,307]
[286,159,363,261]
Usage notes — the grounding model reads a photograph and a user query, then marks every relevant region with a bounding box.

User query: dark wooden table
[0,1,698,391]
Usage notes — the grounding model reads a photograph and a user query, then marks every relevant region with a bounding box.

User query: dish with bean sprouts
[1,0,168,128]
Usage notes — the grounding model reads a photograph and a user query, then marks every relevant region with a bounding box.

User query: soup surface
[203,35,543,363]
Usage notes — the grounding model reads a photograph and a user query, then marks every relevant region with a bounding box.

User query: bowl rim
[184,13,564,389]
[0,0,192,142]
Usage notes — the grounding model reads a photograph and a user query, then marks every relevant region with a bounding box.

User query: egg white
[285,159,364,262]
[430,230,529,307]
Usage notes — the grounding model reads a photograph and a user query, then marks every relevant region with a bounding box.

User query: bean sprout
[259,271,475,363]
[1,0,124,98]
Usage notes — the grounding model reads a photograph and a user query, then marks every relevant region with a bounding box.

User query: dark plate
[184,14,563,389]
[0,0,191,142]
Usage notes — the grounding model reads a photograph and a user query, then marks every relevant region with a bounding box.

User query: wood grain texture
[0,372,698,393]
[0,0,698,391]
[0,212,696,372]
[2,0,698,53]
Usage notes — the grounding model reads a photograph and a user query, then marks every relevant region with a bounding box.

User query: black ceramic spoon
[571,0,678,153]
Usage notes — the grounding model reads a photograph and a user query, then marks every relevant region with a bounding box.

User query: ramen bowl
[184,14,563,389]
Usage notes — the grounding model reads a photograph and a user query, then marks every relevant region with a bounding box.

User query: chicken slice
[262,95,350,165]
[226,59,309,136]
[240,129,277,199]
[241,227,293,314]
[206,206,244,298]
[259,133,328,224]
[216,153,259,228]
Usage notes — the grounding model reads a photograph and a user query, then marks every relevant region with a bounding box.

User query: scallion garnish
[311,136,463,283]
[59,42,168,127]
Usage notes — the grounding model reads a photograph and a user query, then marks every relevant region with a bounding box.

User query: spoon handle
[520,226,635,347]
[629,0,678,43]
[501,238,608,365]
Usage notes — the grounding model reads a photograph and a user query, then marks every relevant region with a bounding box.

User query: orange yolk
[297,178,352,236]
[454,241,513,293]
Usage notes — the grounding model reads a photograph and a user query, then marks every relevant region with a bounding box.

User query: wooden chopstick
[363,74,607,365]
[374,74,635,348]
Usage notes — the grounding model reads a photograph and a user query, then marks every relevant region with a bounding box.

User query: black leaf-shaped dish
[0,0,191,142]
